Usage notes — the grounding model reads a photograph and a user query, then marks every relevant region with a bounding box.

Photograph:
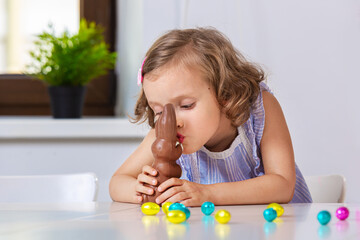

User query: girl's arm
[156,91,296,206]
[209,91,296,204]
[109,129,157,203]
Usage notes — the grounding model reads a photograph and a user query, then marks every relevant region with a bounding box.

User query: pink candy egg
[335,207,349,221]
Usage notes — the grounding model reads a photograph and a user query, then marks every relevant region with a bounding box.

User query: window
[0,0,117,116]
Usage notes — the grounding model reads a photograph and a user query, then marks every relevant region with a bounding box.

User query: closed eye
[181,103,195,109]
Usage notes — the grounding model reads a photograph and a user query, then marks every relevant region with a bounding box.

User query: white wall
[117,0,360,202]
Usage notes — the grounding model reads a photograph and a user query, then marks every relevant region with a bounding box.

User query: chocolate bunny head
[152,103,182,162]
[155,104,177,140]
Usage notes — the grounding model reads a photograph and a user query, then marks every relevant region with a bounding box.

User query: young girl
[109,27,312,206]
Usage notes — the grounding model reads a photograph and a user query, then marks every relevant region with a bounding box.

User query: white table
[1,202,359,239]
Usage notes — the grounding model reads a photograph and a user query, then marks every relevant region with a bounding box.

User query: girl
[109,27,312,206]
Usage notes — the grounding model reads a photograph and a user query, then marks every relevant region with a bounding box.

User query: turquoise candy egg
[263,208,277,222]
[201,202,215,216]
[267,203,284,217]
[317,210,331,225]
[169,203,191,220]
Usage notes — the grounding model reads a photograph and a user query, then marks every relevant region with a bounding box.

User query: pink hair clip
[137,57,147,86]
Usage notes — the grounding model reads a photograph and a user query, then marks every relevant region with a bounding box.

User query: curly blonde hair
[132,27,265,128]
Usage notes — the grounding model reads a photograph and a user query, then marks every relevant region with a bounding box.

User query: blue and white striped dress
[176,82,312,203]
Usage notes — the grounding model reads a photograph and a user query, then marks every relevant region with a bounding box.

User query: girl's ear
[219,99,228,110]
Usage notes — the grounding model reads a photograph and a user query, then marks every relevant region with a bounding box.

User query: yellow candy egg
[267,203,284,217]
[167,210,187,224]
[215,210,231,224]
[162,202,173,215]
[141,202,160,216]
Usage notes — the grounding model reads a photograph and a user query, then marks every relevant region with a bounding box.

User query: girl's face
[143,64,236,154]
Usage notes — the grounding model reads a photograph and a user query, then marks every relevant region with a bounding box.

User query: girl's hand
[155,178,210,207]
[134,165,158,203]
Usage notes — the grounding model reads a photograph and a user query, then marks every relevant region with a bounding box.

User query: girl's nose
[177,118,184,128]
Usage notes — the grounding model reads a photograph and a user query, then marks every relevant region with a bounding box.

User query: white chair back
[304,174,346,203]
[0,173,98,202]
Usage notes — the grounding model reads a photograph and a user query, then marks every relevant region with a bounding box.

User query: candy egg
[267,203,284,217]
[169,203,186,211]
[335,207,349,221]
[182,208,191,220]
[169,203,191,220]
[162,202,173,215]
[215,210,231,224]
[263,208,277,222]
[167,210,187,224]
[201,201,215,216]
[317,210,331,225]
[141,202,160,216]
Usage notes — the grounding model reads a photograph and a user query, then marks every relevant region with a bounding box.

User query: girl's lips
[177,133,185,143]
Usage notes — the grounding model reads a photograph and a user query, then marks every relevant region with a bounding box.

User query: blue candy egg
[263,208,277,222]
[317,210,331,225]
[169,203,191,220]
[201,201,215,216]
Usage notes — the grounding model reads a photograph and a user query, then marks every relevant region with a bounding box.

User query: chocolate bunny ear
[155,103,177,141]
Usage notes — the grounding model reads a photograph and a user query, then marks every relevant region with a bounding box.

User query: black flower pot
[48,86,87,118]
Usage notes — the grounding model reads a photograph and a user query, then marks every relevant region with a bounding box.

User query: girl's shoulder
[249,81,273,147]
[252,82,273,114]
[259,81,272,94]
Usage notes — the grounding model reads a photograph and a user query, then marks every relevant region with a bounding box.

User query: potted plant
[27,19,117,118]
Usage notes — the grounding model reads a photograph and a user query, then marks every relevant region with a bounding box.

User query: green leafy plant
[27,19,117,86]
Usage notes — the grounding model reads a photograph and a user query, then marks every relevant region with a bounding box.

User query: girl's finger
[137,173,157,185]
[155,186,182,204]
[134,195,142,203]
[180,199,193,207]
[158,178,182,192]
[161,191,189,205]
[135,183,155,195]
[142,165,158,176]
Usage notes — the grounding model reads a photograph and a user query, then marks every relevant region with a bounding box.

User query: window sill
[0,117,149,140]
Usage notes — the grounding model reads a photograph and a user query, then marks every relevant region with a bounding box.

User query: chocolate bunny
[142,103,183,203]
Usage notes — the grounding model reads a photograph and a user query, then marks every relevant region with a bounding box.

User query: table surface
[1,202,359,240]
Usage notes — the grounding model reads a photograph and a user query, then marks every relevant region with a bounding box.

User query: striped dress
[176,82,312,203]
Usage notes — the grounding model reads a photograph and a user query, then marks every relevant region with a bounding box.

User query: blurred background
[0,0,359,202]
